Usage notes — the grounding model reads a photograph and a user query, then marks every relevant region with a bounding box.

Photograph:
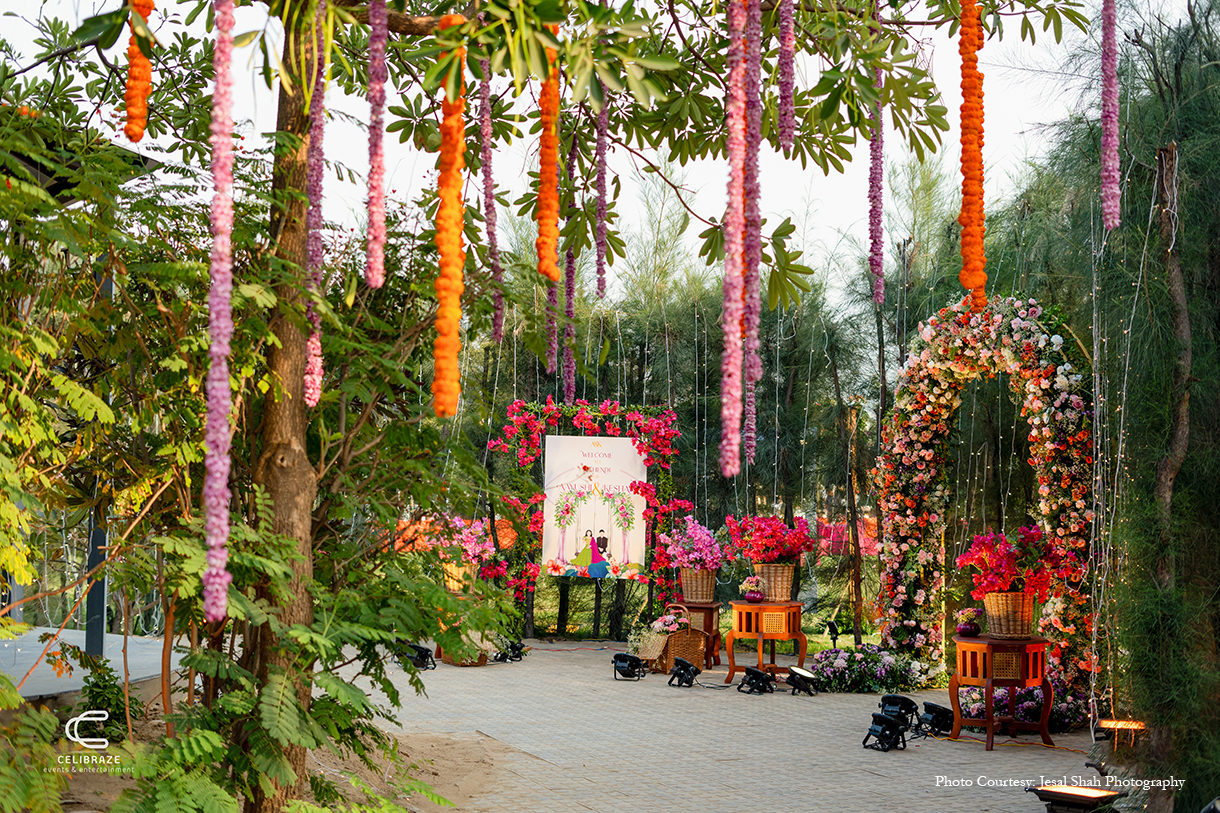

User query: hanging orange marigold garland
[124,0,155,142]
[432,14,467,419]
[957,0,987,312]
[535,29,561,284]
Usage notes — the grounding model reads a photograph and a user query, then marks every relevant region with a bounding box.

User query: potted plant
[955,607,983,638]
[739,575,767,603]
[955,525,1064,639]
[660,515,725,604]
[725,515,815,600]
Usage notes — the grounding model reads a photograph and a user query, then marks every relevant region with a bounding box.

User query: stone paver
[342,641,1109,813]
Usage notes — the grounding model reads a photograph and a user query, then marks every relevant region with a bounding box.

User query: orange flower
[535,26,561,283]
[124,0,155,142]
[432,14,467,418]
[957,0,987,311]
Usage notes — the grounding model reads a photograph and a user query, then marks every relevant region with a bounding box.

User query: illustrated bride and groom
[567,528,619,577]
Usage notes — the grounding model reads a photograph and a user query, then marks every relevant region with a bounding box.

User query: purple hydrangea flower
[868,66,885,304]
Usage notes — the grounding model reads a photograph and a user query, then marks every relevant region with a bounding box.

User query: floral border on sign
[872,296,1094,692]
[488,397,686,603]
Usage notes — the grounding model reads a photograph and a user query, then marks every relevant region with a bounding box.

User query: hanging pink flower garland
[742,0,763,465]
[304,2,327,408]
[868,66,884,305]
[480,58,506,341]
[562,139,578,403]
[365,0,388,288]
[1100,0,1120,231]
[202,0,236,623]
[720,0,747,478]
[777,0,796,153]
[595,103,609,299]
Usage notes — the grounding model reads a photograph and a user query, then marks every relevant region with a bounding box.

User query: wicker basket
[650,627,708,674]
[680,568,716,604]
[442,561,476,593]
[753,563,795,601]
[440,649,488,667]
[983,591,1036,639]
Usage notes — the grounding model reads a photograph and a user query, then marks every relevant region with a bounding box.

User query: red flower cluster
[507,562,541,603]
[724,515,815,564]
[956,526,1068,602]
[479,559,508,581]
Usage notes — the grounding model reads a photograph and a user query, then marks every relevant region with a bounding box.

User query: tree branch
[10,36,103,77]
[608,134,715,227]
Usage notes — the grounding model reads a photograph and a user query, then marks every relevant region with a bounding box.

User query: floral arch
[873,296,1095,690]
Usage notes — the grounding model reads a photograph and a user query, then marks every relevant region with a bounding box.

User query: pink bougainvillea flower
[1100,0,1120,230]
[304,2,327,407]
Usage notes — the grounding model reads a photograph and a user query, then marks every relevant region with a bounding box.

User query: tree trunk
[556,578,570,637]
[1146,142,1190,813]
[245,24,319,813]
[609,579,626,640]
[875,302,887,458]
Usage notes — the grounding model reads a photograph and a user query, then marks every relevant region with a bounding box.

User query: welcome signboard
[541,435,649,579]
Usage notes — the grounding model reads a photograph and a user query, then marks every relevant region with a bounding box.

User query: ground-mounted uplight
[913,701,954,739]
[668,657,701,687]
[862,712,908,752]
[879,694,919,729]
[1024,784,1128,812]
[612,653,647,680]
[1201,796,1220,813]
[737,666,775,694]
[494,640,530,662]
[785,666,817,696]
[392,642,436,671]
[826,619,840,649]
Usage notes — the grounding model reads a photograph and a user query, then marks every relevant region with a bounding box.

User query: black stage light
[826,620,840,649]
[392,641,436,671]
[494,640,530,662]
[612,653,647,680]
[879,694,919,729]
[1025,785,1128,812]
[737,666,776,694]
[668,657,701,687]
[912,701,954,739]
[785,666,818,696]
[862,711,907,752]
[1201,797,1220,813]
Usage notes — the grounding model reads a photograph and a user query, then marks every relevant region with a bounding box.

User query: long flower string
[536,31,561,285]
[433,15,467,418]
[957,0,987,312]
[1100,0,1119,231]
[480,54,506,341]
[777,0,795,153]
[595,102,609,299]
[202,0,235,623]
[546,284,559,374]
[720,0,747,478]
[365,0,388,288]
[868,66,884,304]
[304,2,327,408]
[124,0,155,142]
[562,137,579,404]
[742,0,763,464]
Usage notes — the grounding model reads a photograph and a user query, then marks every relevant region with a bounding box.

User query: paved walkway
[343,640,1111,813]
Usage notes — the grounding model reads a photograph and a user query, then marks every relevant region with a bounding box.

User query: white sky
[1,0,1104,294]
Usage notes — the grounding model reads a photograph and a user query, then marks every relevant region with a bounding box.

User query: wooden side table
[723,600,807,683]
[949,634,1054,750]
[666,602,722,669]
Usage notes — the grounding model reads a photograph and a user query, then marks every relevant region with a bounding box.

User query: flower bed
[806,644,938,693]
[957,676,1088,733]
